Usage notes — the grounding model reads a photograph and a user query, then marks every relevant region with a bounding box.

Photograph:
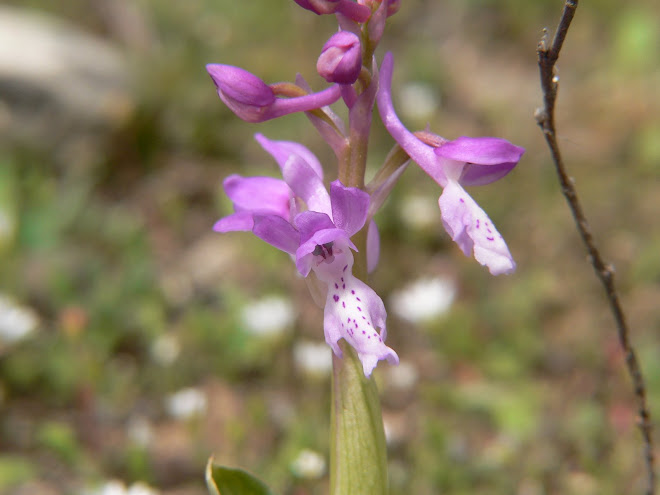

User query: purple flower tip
[293,0,371,23]
[434,136,525,166]
[435,136,525,187]
[317,31,362,85]
[206,64,275,123]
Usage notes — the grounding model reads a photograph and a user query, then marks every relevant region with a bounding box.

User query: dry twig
[535,1,655,493]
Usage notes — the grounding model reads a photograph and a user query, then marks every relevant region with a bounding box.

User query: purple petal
[335,0,371,23]
[435,136,524,187]
[459,161,518,187]
[295,211,337,246]
[213,212,255,232]
[283,156,332,216]
[252,215,299,254]
[376,53,448,186]
[438,181,516,275]
[367,220,380,274]
[295,211,355,277]
[254,133,324,179]
[223,175,291,218]
[293,0,371,23]
[435,136,525,166]
[329,181,369,236]
[296,228,354,277]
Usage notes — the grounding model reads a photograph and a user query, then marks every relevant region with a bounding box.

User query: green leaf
[205,458,276,495]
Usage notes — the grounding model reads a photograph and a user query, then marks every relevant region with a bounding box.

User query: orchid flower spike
[377,52,525,275]
[206,64,342,123]
[214,137,396,376]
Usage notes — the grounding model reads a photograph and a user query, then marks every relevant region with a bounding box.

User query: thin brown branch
[535,1,655,493]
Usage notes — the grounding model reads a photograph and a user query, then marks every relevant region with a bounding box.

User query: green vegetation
[1,0,659,494]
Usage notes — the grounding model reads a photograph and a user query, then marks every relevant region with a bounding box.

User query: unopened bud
[317,31,362,85]
[293,0,371,23]
[206,64,342,123]
[206,64,275,123]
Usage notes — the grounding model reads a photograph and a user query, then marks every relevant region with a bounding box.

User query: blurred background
[1,0,659,494]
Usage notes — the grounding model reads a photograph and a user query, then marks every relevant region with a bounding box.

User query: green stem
[330,17,388,493]
[330,342,388,495]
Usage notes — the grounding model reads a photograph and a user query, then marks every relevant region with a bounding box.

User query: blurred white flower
[126,482,159,495]
[390,276,456,323]
[241,295,295,337]
[290,449,326,479]
[399,82,439,122]
[0,294,38,345]
[81,480,159,495]
[386,360,419,390]
[383,415,405,447]
[126,416,153,448]
[85,480,126,495]
[293,341,333,377]
[149,334,180,366]
[399,195,439,231]
[165,387,207,420]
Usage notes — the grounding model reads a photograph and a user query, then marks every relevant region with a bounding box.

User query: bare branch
[535,1,655,493]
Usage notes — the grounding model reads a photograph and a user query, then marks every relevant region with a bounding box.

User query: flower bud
[206,64,275,122]
[317,32,362,85]
[206,64,343,123]
[293,0,371,23]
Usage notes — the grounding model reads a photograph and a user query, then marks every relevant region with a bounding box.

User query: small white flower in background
[390,276,456,323]
[399,82,439,122]
[86,480,126,495]
[126,416,153,448]
[165,387,207,421]
[399,195,439,231]
[240,295,295,337]
[81,480,159,495]
[149,334,180,366]
[126,482,159,495]
[382,412,409,448]
[0,294,38,345]
[293,341,333,377]
[386,360,419,390]
[290,449,326,479]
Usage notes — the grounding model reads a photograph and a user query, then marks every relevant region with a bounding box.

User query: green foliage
[206,461,276,495]
[0,456,35,491]
[36,421,82,466]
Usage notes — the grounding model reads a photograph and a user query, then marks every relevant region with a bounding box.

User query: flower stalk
[331,342,388,495]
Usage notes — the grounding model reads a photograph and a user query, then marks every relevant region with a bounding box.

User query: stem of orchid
[330,342,389,495]
[331,74,388,494]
